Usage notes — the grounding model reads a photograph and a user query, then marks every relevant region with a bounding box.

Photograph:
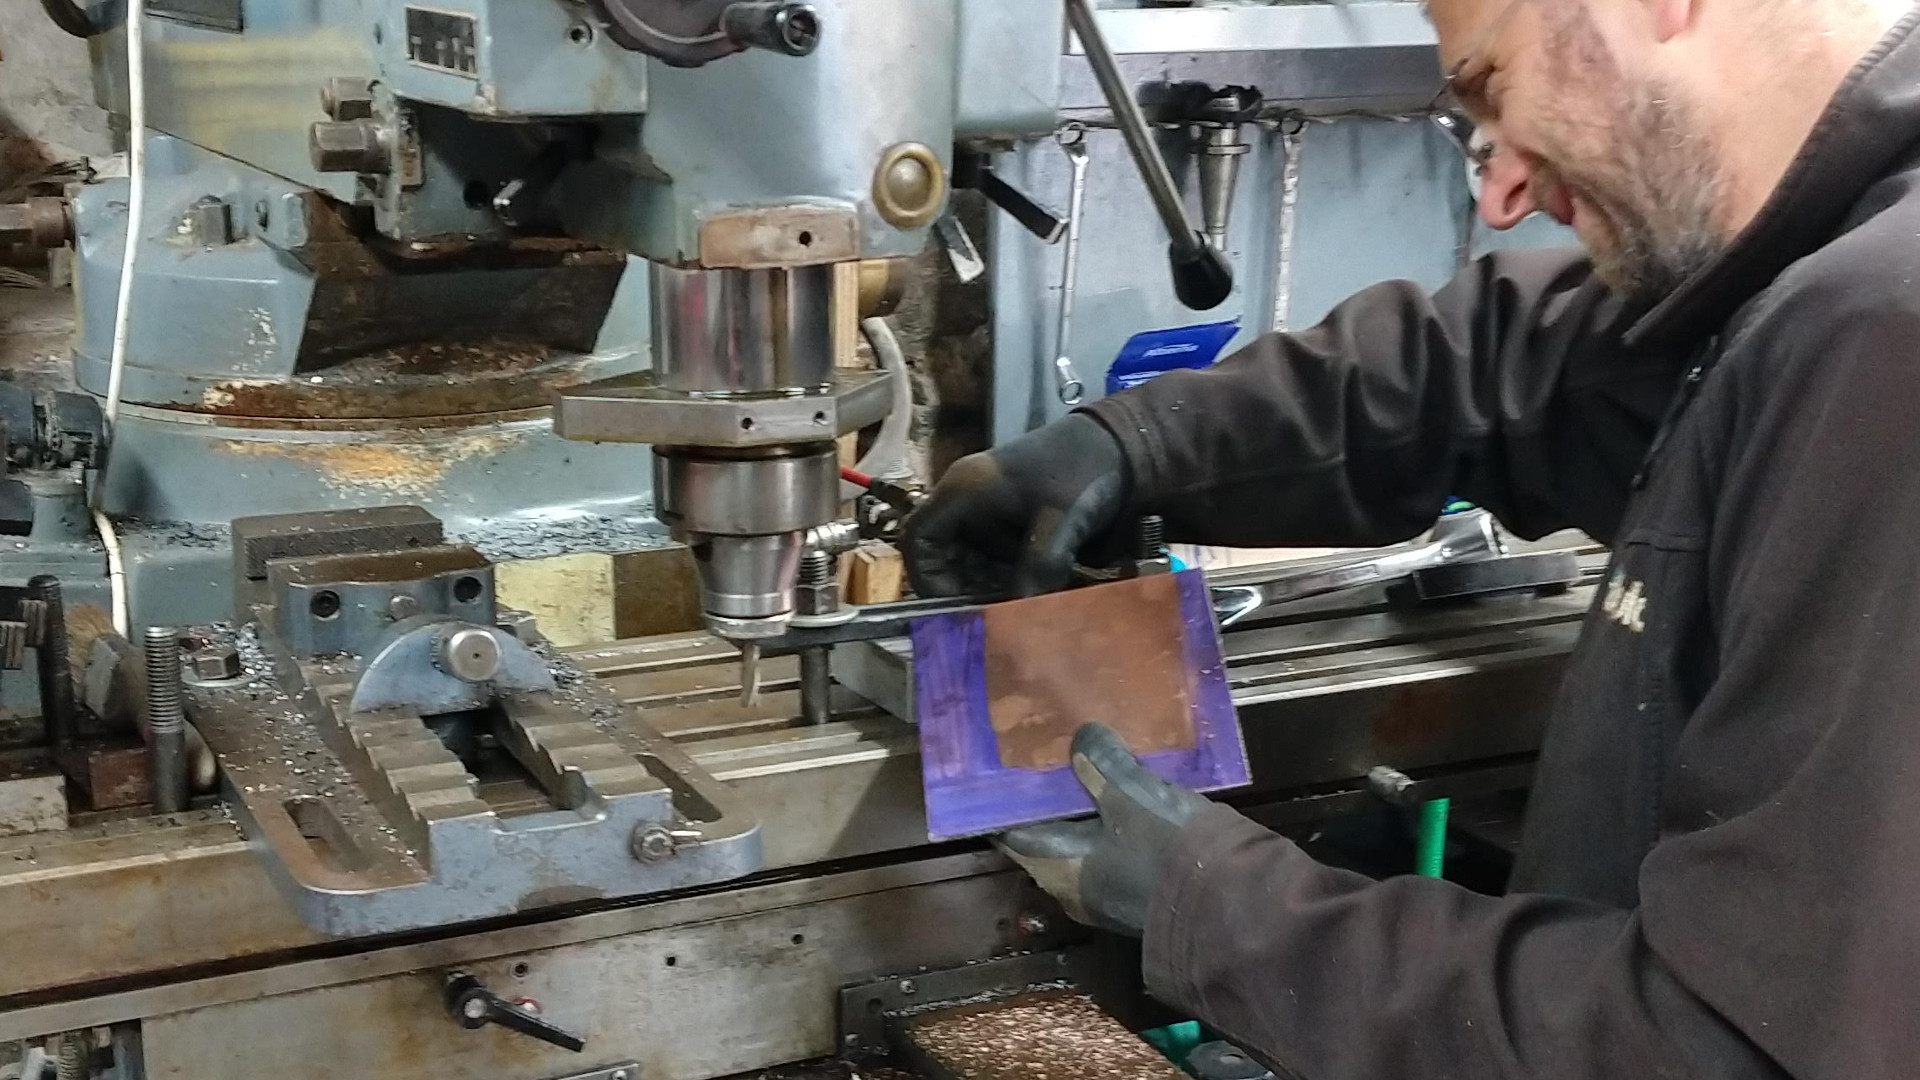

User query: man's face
[1432,0,1729,303]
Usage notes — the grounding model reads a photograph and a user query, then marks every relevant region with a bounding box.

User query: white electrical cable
[92,0,147,635]
[91,508,128,634]
[854,316,914,483]
[104,0,145,432]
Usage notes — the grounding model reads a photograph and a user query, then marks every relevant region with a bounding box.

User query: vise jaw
[183,506,762,936]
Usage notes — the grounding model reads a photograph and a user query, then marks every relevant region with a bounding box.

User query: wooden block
[611,545,706,638]
[832,262,867,476]
[0,774,67,837]
[848,543,906,605]
[495,553,616,647]
[832,261,863,369]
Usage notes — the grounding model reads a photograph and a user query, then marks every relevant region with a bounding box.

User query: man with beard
[902,0,1920,1073]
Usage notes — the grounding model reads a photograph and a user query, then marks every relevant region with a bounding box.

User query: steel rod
[144,625,188,813]
[1064,0,1203,260]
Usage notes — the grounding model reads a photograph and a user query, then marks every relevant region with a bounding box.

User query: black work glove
[903,413,1131,598]
[998,723,1211,937]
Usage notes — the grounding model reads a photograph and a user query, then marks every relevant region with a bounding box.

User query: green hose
[1141,1020,1206,1065]
[1416,798,1451,878]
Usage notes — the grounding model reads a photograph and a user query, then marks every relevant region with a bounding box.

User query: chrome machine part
[1212,509,1508,628]
[1197,124,1250,250]
[652,265,835,395]
[653,452,840,538]
[143,625,189,814]
[1187,86,1261,251]
[1051,128,1090,406]
[656,450,840,632]
[795,548,840,726]
[561,265,875,643]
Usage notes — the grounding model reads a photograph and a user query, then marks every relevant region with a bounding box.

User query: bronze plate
[980,574,1196,771]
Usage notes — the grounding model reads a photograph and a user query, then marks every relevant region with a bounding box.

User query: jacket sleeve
[1146,809,1789,1080]
[1079,247,1686,548]
[1142,302,1920,1080]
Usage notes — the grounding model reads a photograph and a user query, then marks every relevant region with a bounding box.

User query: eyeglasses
[1426,0,1529,167]
[1431,111,1498,169]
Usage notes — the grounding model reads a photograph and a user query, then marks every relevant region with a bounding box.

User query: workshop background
[0,7,1599,1079]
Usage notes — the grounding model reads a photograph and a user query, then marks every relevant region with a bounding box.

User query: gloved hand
[903,413,1131,598]
[998,723,1211,937]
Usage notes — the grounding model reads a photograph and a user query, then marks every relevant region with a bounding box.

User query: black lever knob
[1168,234,1234,311]
[444,972,586,1053]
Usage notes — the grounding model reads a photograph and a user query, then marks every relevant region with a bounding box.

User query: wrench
[1212,510,1507,628]
[1051,127,1090,406]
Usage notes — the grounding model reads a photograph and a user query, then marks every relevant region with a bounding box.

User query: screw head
[631,824,677,863]
[187,646,242,681]
[460,997,488,1021]
[897,979,916,995]
[309,118,390,174]
[388,594,421,620]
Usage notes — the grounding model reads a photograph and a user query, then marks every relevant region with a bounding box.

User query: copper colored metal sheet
[980,574,1195,770]
[914,570,1246,840]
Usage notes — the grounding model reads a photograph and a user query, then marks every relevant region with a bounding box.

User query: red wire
[840,466,875,489]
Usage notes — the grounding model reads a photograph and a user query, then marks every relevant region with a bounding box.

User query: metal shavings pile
[199,624,407,860]
[902,990,1187,1080]
[535,641,632,731]
[459,514,671,562]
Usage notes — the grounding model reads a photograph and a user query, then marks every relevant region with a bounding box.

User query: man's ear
[1648,0,1696,41]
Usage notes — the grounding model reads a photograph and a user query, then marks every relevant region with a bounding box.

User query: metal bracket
[188,508,761,936]
[555,369,895,447]
[348,617,553,715]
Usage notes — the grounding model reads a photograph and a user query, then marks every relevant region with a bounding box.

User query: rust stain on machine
[220,429,526,495]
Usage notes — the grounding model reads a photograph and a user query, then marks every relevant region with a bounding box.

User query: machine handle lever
[444,972,587,1053]
[934,211,987,283]
[1064,0,1234,310]
[952,151,1066,243]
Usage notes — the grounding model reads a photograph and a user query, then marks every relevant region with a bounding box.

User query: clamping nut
[631,824,677,863]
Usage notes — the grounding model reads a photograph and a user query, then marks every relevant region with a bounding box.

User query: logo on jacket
[1600,571,1648,633]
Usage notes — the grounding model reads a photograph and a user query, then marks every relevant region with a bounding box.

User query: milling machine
[0,3,1594,1079]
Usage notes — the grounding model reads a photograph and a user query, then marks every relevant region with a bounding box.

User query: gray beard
[1589,92,1728,304]
[1540,9,1730,304]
